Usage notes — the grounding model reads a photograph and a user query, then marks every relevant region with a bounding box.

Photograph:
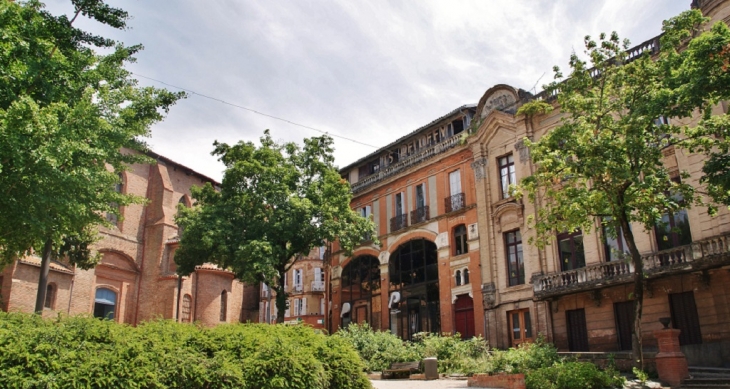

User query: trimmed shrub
[485,336,560,374]
[0,312,371,389]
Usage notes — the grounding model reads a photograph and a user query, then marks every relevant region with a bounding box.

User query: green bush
[486,336,560,374]
[415,332,489,374]
[334,323,421,372]
[526,361,624,389]
[0,312,371,389]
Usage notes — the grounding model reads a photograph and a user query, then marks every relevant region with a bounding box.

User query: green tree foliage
[0,0,183,313]
[175,130,376,323]
[0,312,371,389]
[516,10,730,368]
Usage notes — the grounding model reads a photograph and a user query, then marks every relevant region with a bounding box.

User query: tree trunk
[618,214,645,370]
[34,238,53,314]
[275,267,287,324]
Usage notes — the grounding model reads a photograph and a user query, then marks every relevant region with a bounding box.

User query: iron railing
[410,206,430,224]
[390,214,408,232]
[444,193,465,213]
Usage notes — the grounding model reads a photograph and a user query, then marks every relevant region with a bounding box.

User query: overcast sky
[42,0,690,182]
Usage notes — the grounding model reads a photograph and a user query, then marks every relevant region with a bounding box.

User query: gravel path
[370,379,469,389]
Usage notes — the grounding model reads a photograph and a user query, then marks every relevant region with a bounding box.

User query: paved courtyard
[370,379,469,389]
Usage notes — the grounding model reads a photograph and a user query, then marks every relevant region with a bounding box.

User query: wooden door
[454,295,474,339]
[614,301,634,351]
[566,309,589,351]
[355,305,368,325]
[669,292,702,345]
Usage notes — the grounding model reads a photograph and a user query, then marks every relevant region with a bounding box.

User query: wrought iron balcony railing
[410,206,430,224]
[261,289,270,298]
[444,193,465,213]
[533,232,730,299]
[390,214,408,232]
[311,281,325,292]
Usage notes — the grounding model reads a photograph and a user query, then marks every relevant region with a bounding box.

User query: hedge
[0,312,371,389]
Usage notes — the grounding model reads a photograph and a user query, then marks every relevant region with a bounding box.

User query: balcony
[444,193,465,213]
[410,206,430,224]
[311,281,325,292]
[390,214,408,232]
[292,284,303,294]
[533,232,730,299]
[261,289,270,299]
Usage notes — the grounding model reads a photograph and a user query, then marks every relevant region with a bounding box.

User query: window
[463,268,469,285]
[603,219,630,261]
[293,298,301,316]
[106,173,124,224]
[94,288,117,320]
[412,184,429,223]
[391,193,408,231]
[446,170,464,212]
[655,191,692,251]
[455,268,469,286]
[452,119,464,136]
[454,224,468,255]
[360,206,373,240]
[182,294,192,323]
[395,193,404,216]
[220,290,227,322]
[44,283,56,309]
[294,269,303,292]
[320,298,325,315]
[498,154,516,199]
[566,309,589,351]
[505,230,524,286]
[313,267,325,292]
[557,230,585,271]
[455,270,462,286]
[508,309,533,346]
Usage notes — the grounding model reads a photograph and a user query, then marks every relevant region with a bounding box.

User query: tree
[517,10,730,368]
[0,0,184,313]
[175,130,376,324]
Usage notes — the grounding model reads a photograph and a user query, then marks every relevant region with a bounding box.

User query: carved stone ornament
[514,138,531,163]
[471,158,488,181]
[481,282,496,309]
[378,251,390,265]
[436,232,449,249]
[467,223,479,240]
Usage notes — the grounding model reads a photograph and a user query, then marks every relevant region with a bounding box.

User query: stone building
[258,246,328,329]
[331,0,730,367]
[0,151,259,326]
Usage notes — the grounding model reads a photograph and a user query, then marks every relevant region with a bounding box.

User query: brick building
[331,0,730,368]
[331,105,483,339]
[0,151,259,326]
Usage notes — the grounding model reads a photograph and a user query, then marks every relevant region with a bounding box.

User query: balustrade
[445,193,466,213]
[390,214,408,232]
[533,232,730,297]
[311,281,325,292]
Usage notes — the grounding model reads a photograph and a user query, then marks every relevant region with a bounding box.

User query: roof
[145,149,220,186]
[17,256,75,275]
[195,262,235,275]
[339,104,476,172]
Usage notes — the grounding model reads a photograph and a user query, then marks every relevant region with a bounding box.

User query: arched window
[94,288,117,320]
[182,294,192,322]
[455,270,462,286]
[44,283,56,309]
[220,290,227,322]
[454,224,468,255]
[463,268,470,285]
[389,239,440,340]
[341,255,381,329]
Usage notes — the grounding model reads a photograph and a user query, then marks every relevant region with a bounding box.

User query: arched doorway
[388,239,440,340]
[341,255,381,329]
[94,288,117,320]
[454,294,474,339]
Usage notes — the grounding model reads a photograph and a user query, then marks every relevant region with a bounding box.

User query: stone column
[653,328,689,388]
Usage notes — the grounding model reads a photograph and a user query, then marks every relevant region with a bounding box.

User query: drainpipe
[67,264,77,314]
[175,274,182,321]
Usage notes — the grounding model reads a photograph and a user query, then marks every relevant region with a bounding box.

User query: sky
[42,0,691,182]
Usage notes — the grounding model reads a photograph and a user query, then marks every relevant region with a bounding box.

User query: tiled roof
[195,262,234,274]
[17,256,75,274]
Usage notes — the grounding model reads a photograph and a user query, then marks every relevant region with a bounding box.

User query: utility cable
[132,73,379,149]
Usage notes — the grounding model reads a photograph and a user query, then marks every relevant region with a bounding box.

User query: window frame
[498,154,516,199]
[557,230,586,271]
[505,229,525,286]
[454,224,468,256]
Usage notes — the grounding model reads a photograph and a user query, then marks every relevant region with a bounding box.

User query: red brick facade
[0,152,258,326]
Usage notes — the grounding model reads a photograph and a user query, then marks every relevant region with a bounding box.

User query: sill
[493,196,517,208]
[504,283,531,292]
